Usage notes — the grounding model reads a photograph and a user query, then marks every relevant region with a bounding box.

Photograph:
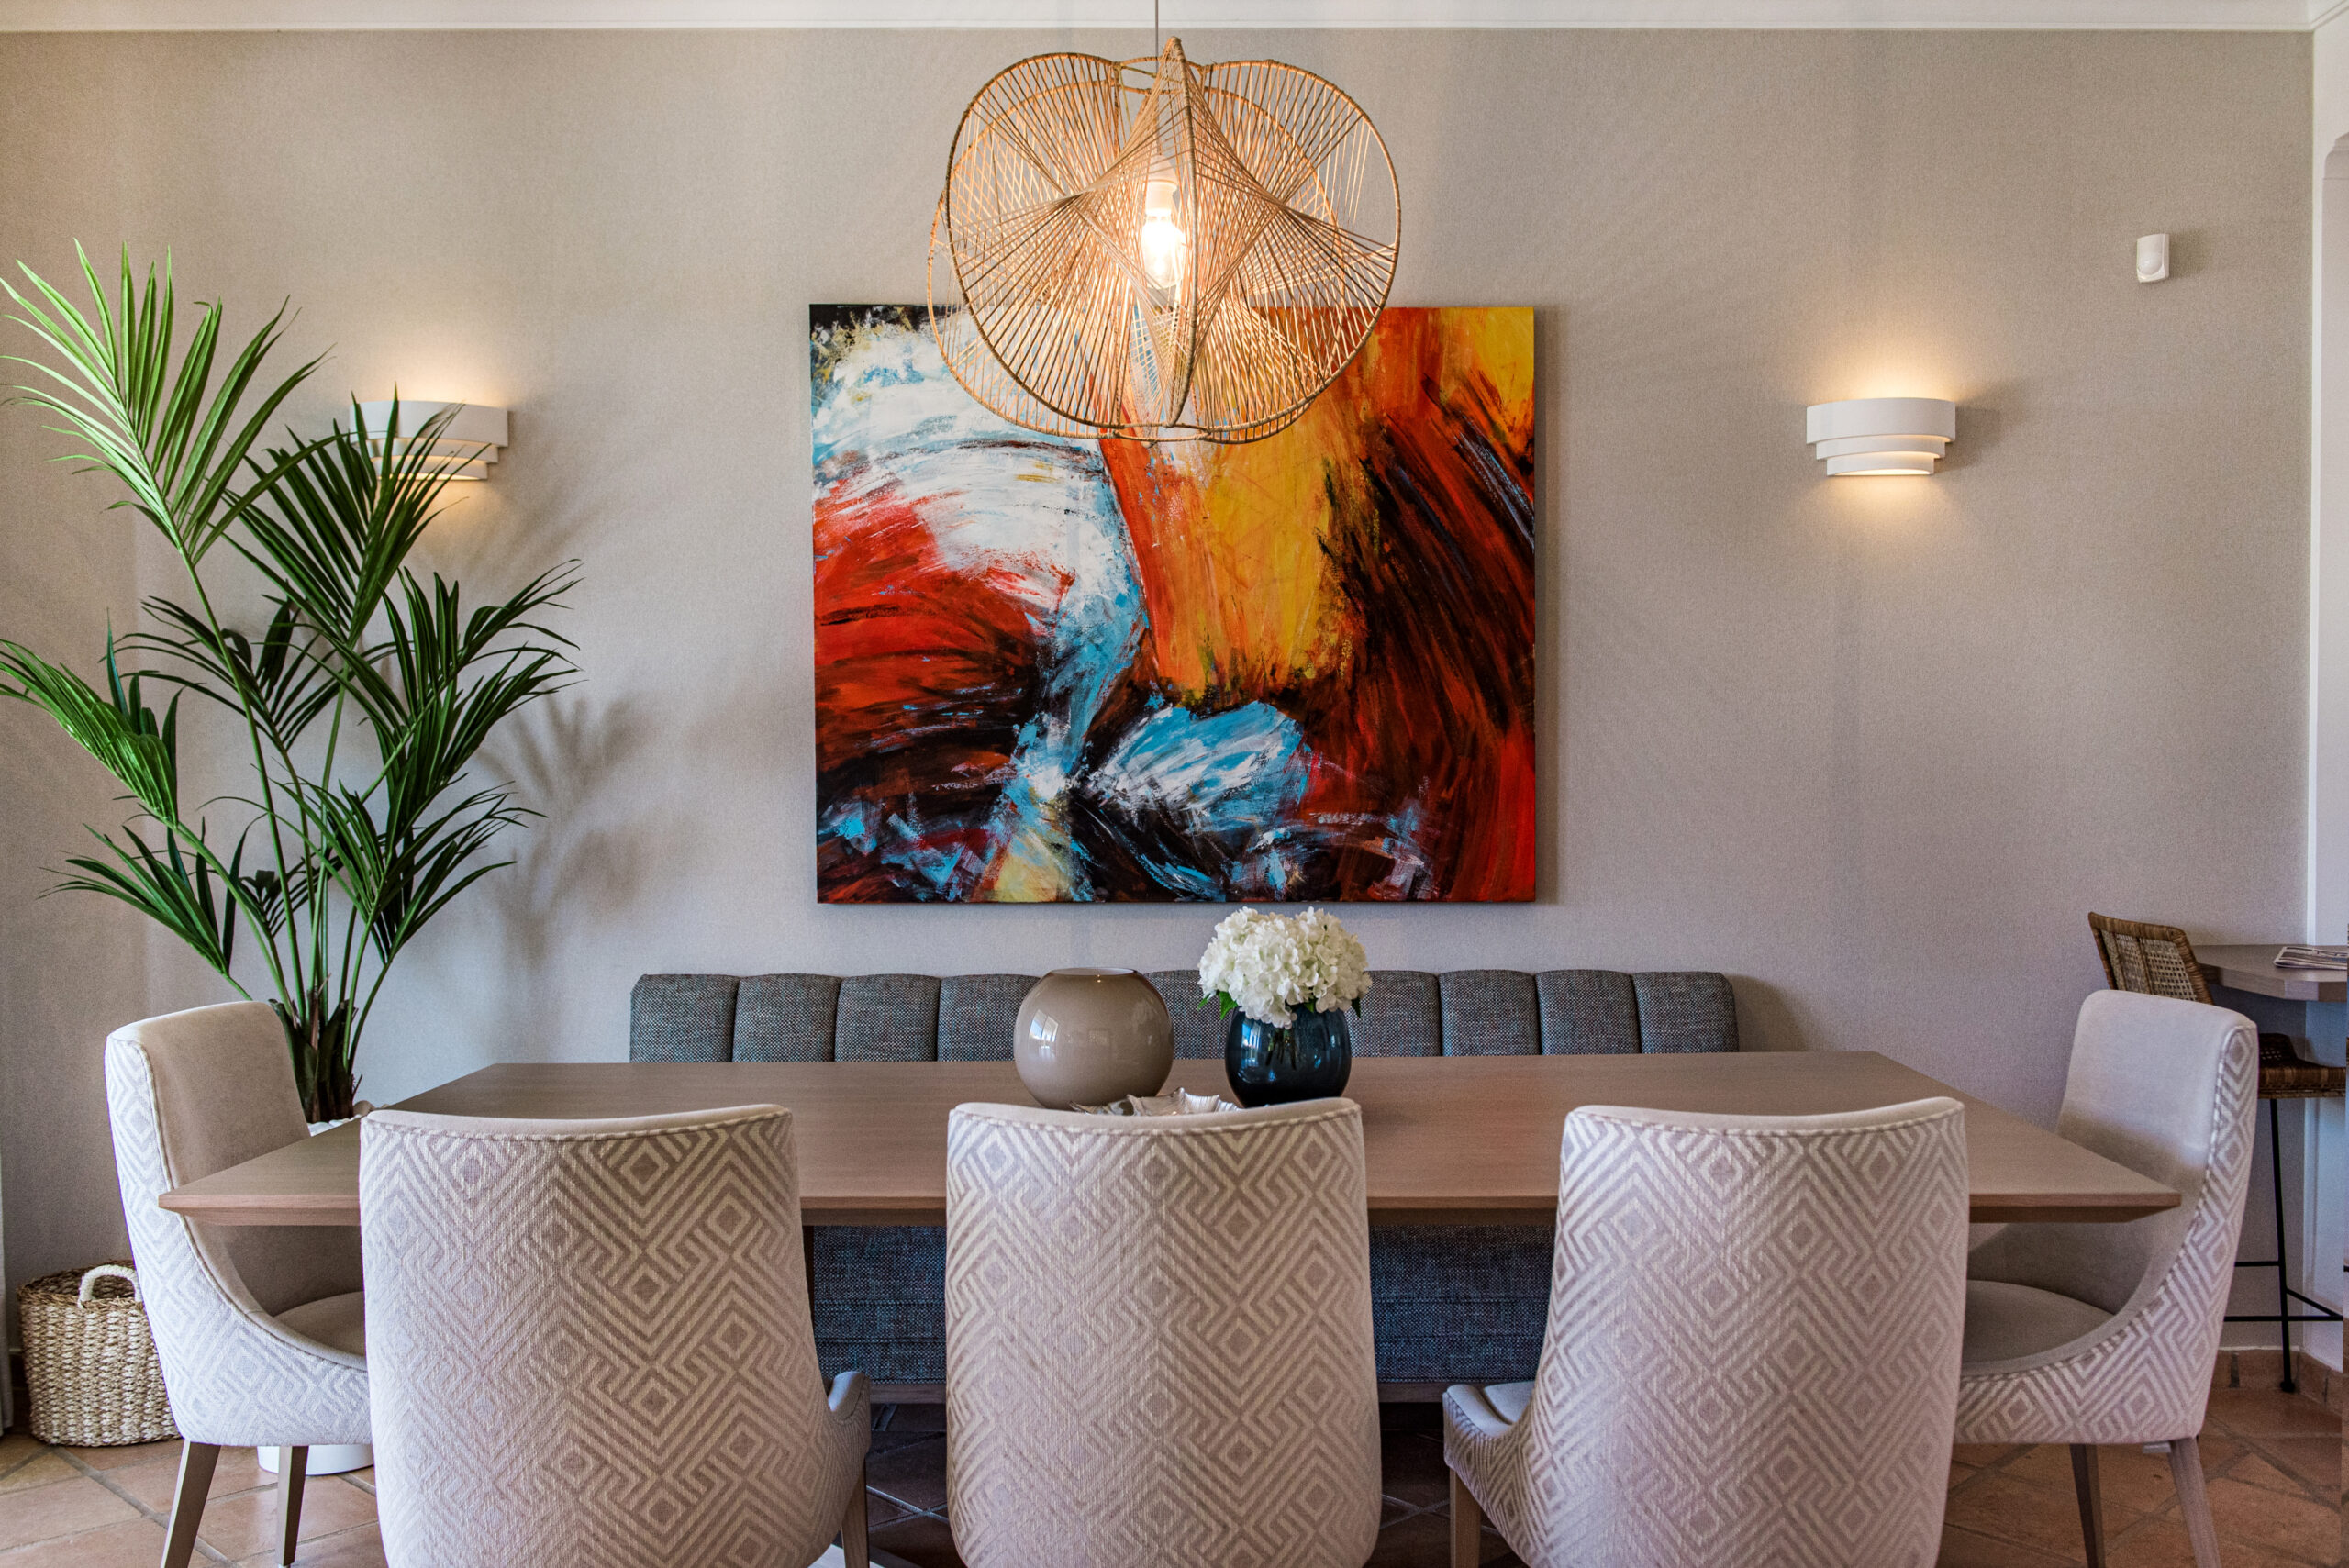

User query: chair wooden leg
[1450,1467,1485,1568]
[2069,1444,2107,1568]
[2167,1436,2223,1568]
[839,1462,869,1568]
[276,1447,307,1566]
[161,1441,219,1568]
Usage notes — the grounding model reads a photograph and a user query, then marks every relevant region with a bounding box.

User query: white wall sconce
[354,400,508,480]
[1805,397,1957,476]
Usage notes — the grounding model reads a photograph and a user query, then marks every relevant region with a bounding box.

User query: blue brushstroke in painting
[812,315,1145,896]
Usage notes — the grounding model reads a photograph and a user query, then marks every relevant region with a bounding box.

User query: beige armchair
[943,1098,1382,1568]
[1957,990,2260,1568]
[360,1105,870,1568]
[104,1002,372,1568]
[1443,1097,1970,1568]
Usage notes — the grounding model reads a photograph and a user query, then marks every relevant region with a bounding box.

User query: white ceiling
[0,0,2329,28]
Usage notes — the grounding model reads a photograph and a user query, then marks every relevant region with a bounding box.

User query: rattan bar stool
[2088,914,2346,1392]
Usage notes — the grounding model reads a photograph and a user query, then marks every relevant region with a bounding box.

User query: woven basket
[17,1262,177,1446]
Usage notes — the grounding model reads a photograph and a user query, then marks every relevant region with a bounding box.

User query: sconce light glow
[1805,397,1956,476]
[354,400,508,481]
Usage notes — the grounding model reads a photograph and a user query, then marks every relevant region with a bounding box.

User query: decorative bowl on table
[1197,908,1372,1108]
[1013,969,1175,1109]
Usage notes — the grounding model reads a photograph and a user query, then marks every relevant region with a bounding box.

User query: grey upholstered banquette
[630,968,1739,1389]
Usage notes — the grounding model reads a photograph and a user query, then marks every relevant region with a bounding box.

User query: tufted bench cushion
[630,966,1738,1389]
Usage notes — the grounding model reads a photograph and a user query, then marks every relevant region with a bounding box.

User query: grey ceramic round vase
[1013,969,1175,1109]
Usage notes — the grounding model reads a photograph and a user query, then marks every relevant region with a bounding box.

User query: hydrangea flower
[1197,907,1373,1029]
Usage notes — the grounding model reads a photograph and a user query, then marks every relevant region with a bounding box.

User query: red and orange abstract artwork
[810,305,1534,903]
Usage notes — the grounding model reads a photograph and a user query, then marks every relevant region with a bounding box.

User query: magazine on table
[2272,944,2349,970]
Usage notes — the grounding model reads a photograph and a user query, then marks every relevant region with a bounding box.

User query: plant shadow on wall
[0,248,578,1120]
[810,305,1538,905]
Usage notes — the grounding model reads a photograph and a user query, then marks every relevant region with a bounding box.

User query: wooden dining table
[161,1051,2177,1228]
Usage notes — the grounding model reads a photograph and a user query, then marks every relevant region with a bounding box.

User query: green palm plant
[2,247,576,1118]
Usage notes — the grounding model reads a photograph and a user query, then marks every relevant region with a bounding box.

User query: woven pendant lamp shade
[928,38,1399,444]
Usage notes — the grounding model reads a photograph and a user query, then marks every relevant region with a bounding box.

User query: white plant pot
[259,1443,372,1476]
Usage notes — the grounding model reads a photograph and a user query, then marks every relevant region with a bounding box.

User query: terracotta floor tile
[0,1517,171,1567]
[2188,1430,2247,1472]
[111,1445,268,1511]
[340,1467,374,1496]
[1955,1444,2029,1467]
[863,1486,918,1530]
[58,1440,181,1473]
[1363,1507,1515,1566]
[0,1439,39,1478]
[0,1453,80,1496]
[2255,1434,2343,1496]
[1942,1470,2100,1560]
[1993,1440,2187,1521]
[0,1474,142,1551]
[1379,1430,1450,1510]
[236,1521,388,1567]
[2229,1450,2334,1506]
[1935,1522,2078,1566]
[2199,1473,2343,1562]
[2108,1510,2325,1568]
[2208,1389,2343,1440]
[864,1436,949,1515]
[196,1474,377,1562]
[2099,1444,2197,1518]
[866,1509,960,1568]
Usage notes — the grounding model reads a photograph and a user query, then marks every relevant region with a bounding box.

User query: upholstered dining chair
[1958,989,2259,1568]
[2087,912,2344,1391]
[943,1098,1383,1568]
[104,1002,371,1568]
[1443,1097,1970,1568]
[361,1104,869,1568]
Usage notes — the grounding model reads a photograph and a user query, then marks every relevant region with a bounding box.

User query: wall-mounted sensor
[2136,234,2170,284]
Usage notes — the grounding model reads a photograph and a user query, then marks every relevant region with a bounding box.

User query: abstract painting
[810,305,1534,903]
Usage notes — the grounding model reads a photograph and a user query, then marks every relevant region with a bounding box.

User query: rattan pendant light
[927,29,1399,444]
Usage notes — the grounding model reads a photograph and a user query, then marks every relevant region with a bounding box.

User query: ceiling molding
[0,0,2321,29]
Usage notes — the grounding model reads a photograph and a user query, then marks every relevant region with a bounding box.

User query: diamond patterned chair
[1442,1096,1970,1568]
[942,1098,1383,1568]
[2087,911,2344,1393]
[360,1105,871,1568]
[1956,990,2260,1568]
[103,1002,372,1568]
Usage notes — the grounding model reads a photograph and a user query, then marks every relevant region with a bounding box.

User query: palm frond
[0,635,181,824]
[4,246,324,562]
[53,823,240,980]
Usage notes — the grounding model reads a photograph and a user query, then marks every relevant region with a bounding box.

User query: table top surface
[2196,943,2348,1004]
[159,1051,2177,1229]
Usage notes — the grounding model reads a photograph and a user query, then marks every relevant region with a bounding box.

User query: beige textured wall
[0,28,2311,1299]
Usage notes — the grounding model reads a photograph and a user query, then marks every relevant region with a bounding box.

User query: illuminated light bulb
[1141,176,1187,291]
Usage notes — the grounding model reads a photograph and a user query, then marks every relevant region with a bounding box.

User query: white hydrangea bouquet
[1197,907,1373,1028]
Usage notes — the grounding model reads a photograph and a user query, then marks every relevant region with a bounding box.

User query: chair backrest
[104,1002,367,1443]
[942,1098,1382,1568]
[1957,991,2258,1435]
[630,967,1739,1062]
[362,1105,859,1568]
[2088,913,2212,1005]
[1500,1097,1969,1567]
